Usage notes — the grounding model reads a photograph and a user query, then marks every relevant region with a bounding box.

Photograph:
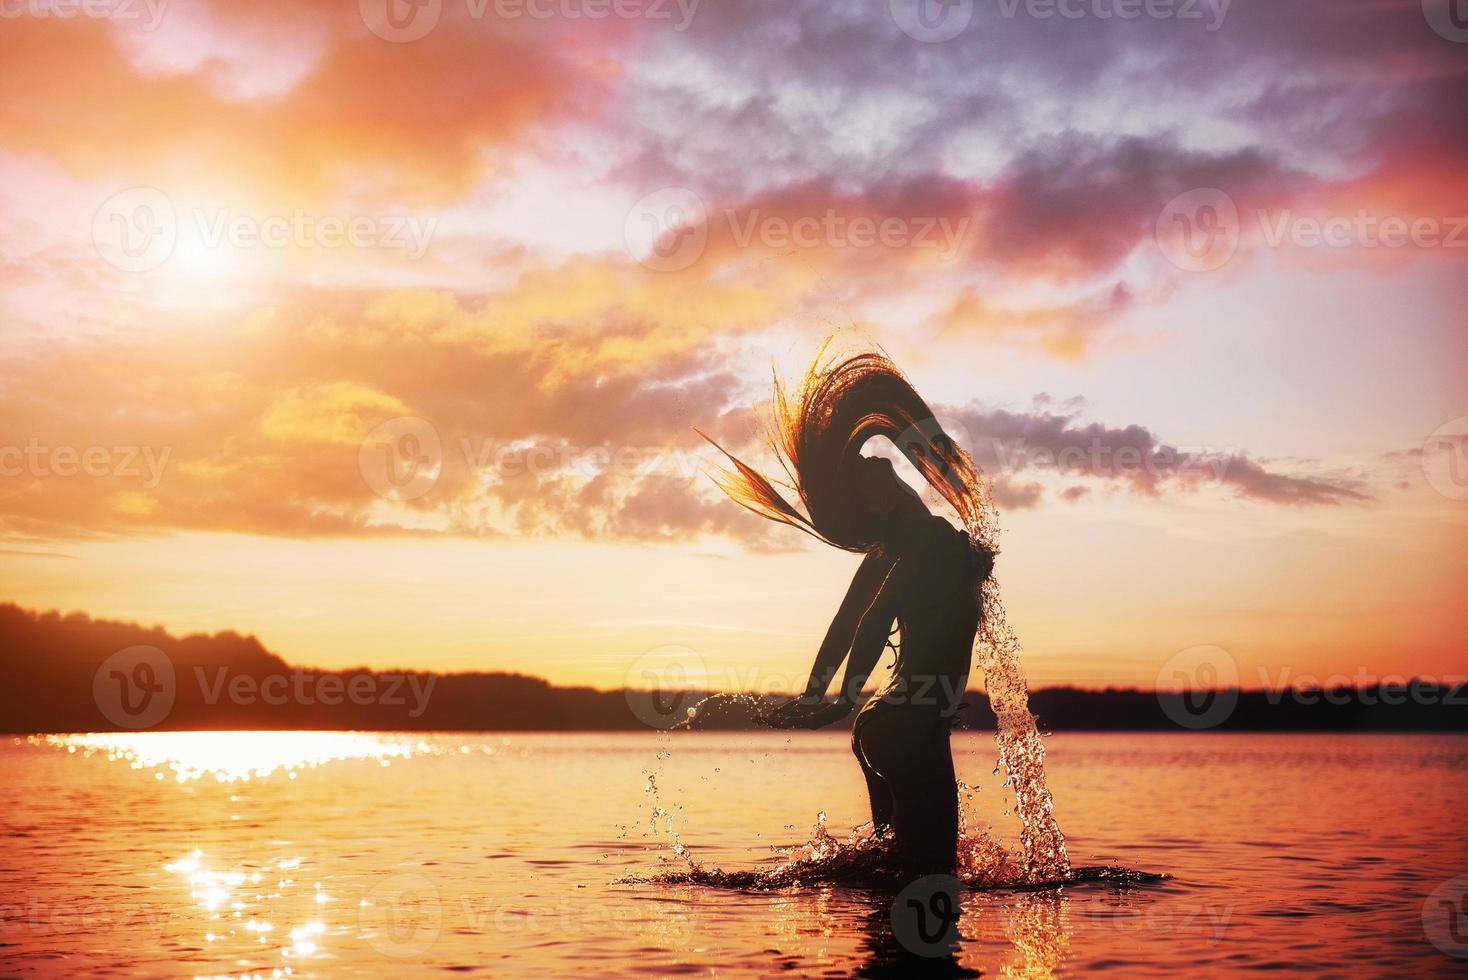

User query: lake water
[2,731,1466,977]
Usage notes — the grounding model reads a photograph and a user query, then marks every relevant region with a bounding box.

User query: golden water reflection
[37,733,434,977]
[42,731,429,782]
[8,732,1459,976]
[165,849,332,977]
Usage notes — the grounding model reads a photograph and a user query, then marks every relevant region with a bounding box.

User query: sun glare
[44,731,423,783]
[169,232,245,283]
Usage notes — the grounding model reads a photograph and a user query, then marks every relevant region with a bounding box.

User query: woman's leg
[855,706,958,875]
[851,709,895,831]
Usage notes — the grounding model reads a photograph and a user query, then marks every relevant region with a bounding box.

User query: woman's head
[701,345,994,555]
[852,454,928,535]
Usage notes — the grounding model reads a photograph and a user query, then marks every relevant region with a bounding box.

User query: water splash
[626,810,1152,892]
[628,813,902,890]
[665,631,1067,884]
[631,733,697,865]
[670,586,1070,881]
[968,512,1071,882]
[671,692,773,731]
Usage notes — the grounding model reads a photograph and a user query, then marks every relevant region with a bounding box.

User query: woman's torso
[876,515,982,715]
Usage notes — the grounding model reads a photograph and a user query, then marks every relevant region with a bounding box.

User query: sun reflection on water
[27,732,493,975]
[41,731,424,782]
[166,848,330,976]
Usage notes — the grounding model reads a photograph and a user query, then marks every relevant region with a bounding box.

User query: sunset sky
[2,0,1465,692]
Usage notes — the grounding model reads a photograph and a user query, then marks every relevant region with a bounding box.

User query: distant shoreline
[4,602,1465,734]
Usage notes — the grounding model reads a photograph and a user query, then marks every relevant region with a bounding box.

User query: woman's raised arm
[798,550,895,699]
[835,556,915,705]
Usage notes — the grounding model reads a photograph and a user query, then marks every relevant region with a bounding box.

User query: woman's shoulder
[895,515,969,564]
[930,514,969,546]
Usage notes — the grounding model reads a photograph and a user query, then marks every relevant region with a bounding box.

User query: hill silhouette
[2,602,1463,733]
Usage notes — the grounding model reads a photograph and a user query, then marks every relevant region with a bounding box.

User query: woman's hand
[764,695,854,730]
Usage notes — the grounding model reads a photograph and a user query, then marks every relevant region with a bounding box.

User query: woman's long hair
[700,345,995,555]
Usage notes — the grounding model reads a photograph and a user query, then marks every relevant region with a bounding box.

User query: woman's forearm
[802,624,853,697]
[800,551,894,698]
[835,556,910,703]
[836,614,890,703]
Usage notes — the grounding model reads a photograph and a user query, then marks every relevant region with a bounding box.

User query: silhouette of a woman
[703,348,996,875]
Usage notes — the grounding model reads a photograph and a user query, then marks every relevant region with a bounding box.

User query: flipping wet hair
[699,343,995,558]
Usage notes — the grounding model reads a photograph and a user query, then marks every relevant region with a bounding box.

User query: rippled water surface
[2,731,1466,977]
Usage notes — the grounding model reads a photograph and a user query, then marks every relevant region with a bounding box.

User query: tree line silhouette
[2,603,1463,733]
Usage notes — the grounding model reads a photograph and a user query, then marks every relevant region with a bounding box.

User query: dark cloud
[989,477,1045,511]
[945,403,1372,507]
[984,135,1295,275]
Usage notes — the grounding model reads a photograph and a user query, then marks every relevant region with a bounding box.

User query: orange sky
[1,0,1465,692]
